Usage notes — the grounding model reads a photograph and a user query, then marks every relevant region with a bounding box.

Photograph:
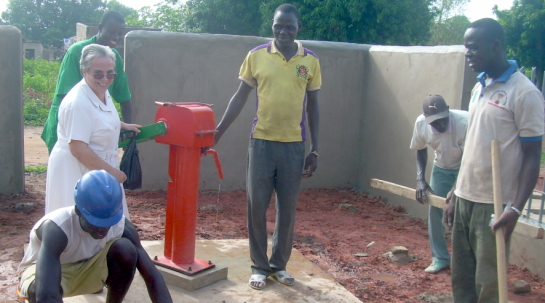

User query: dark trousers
[246,139,305,276]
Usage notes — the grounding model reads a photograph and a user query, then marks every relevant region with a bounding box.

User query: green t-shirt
[41,36,131,153]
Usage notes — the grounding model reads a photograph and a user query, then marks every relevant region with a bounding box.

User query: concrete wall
[359,46,477,218]
[125,31,477,219]
[125,31,369,191]
[510,232,545,279]
[0,26,24,194]
[124,32,545,276]
[23,42,44,60]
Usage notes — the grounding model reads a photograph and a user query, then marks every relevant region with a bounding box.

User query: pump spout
[204,149,224,180]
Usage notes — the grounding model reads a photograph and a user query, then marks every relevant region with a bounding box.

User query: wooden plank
[370,178,446,209]
[370,178,544,239]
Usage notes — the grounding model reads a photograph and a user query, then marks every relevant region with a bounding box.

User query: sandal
[271,270,295,286]
[249,274,267,290]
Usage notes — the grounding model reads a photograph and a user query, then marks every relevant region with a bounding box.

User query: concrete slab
[64,239,361,302]
[156,262,228,291]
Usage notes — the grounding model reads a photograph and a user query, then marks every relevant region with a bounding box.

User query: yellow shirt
[239,40,322,142]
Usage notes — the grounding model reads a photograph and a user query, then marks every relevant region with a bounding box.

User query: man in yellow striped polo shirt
[214,3,321,291]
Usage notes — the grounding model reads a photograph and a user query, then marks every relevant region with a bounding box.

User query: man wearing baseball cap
[410,95,468,274]
[17,170,172,303]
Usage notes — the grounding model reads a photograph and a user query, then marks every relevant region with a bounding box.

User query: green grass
[542,152,545,164]
[23,58,60,126]
[25,166,47,173]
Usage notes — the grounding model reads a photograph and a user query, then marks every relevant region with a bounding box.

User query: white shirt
[19,207,125,273]
[44,79,128,217]
[455,68,545,205]
[410,110,468,170]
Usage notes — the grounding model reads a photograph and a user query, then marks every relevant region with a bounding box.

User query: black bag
[119,132,142,190]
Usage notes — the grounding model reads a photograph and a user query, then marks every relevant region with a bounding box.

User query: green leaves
[2,0,105,47]
[428,15,470,45]
[126,0,434,46]
[496,0,545,86]
[259,0,433,45]
[22,59,59,126]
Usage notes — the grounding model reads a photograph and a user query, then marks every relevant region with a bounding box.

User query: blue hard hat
[74,170,123,228]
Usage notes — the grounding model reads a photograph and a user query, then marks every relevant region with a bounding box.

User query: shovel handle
[491,139,508,303]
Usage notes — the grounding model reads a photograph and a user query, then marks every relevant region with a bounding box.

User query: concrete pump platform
[64,239,361,302]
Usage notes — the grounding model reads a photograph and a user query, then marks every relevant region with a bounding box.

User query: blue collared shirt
[477,60,518,88]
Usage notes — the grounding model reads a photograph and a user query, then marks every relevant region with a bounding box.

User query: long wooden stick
[370,178,447,209]
[491,140,508,303]
[370,178,544,239]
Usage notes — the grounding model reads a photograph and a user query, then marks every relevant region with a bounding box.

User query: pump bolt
[188,267,192,272]
[208,260,212,265]
[154,256,158,261]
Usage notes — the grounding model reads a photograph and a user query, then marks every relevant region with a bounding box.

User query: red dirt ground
[1,172,544,302]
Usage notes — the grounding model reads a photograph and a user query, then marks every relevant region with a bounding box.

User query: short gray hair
[80,44,116,71]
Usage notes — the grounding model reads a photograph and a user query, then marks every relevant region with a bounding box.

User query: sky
[0,0,514,22]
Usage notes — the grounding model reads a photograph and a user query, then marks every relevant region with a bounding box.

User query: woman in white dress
[45,44,140,217]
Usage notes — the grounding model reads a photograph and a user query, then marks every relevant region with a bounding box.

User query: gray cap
[423,95,449,123]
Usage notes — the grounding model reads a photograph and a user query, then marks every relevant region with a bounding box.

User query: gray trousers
[452,197,510,303]
[247,139,305,276]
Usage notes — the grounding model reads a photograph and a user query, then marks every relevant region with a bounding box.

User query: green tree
[259,0,434,45]
[184,0,262,35]
[105,0,138,19]
[431,0,469,24]
[125,0,435,45]
[428,0,470,45]
[428,15,470,45]
[495,0,545,86]
[22,59,60,125]
[1,0,105,47]
[126,1,188,32]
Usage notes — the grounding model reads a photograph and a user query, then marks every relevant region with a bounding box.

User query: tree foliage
[495,0,545,85]
[428,0,470,45]
[105,0,138,19]
[428,15,470,45]
[1,0,105,47]
[259,0,434,45]
[184,0,262,35]
[128,0,434,46]
[431,0,469,23]
[126,1,189,32]
[22,59,60,125]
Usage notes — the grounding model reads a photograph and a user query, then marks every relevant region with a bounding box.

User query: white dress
[45,79,129,218]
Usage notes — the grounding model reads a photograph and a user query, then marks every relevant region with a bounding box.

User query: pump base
[155,260,228,291]
[153,256,215,275]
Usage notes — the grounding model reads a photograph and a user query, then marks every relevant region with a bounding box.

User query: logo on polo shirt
[490,90,508,106]
[296,65,309,79]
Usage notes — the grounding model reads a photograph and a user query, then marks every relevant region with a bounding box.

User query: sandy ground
[1,126,544,302]
[23,126,49,167]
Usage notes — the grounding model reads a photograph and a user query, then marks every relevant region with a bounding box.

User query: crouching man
[17,170,172,303]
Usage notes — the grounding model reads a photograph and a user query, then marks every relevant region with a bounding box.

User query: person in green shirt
[41,10,133,154]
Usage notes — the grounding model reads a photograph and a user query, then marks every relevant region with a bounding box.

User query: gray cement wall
[126,31,477,220]
[0,26,24,194]
[359,46,478,218]
[124,31,545,277]
[125,31,369,192]
[510,232,545,279]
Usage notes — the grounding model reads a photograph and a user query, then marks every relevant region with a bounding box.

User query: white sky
[0,0,514,23]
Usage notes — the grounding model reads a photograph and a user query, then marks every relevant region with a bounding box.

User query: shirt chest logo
[296,64,309,79]
[490,90,508,106]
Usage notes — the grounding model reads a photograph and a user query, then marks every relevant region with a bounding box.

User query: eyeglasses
[90,72,117,80]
